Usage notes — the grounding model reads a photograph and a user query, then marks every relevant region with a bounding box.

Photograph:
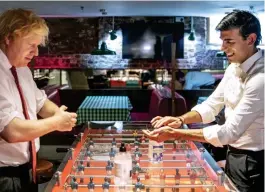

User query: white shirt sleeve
[191,73,227,124]
[0,81,24,132]
[202,73,264,147]
[24,67,47,114]
[33,78,47,114]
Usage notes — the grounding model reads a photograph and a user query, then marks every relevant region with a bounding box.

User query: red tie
[10,66,37,184]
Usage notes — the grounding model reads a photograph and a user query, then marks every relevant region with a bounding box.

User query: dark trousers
[225,145,264,192]
[0,163,37,192]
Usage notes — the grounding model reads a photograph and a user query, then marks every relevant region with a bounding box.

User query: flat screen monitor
[122,22,184,60]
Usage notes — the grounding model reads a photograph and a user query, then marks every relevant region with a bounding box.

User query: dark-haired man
[143,10,264,192]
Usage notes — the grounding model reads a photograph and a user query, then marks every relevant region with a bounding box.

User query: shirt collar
[240,49,263,73]
[0,49,13,71]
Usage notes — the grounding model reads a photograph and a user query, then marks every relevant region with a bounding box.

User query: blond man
[0,9,77,191]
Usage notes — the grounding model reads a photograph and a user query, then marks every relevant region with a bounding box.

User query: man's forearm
[179,111,203,125]
[0,117,58,143]
[174,129,207,143]
[38,99,60,118]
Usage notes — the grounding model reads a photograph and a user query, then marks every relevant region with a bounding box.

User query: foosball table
[44,121,231,192]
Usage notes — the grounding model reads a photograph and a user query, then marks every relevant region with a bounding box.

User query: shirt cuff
[191,104,216,124]
[202,125,223,147]
[36,90,47,113]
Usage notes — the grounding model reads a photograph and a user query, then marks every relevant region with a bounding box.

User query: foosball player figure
[86,149,92,160]
[134,162,141,174]
[109,147,116,160]
[126,143,131,152]
[159,169,166,192]
[132,171,138,180]
[190,169,197,192]
[134,148,142,158]
[87,177,95,192]
[175,168,181,185]
[87,160,90,167]
[119,142,126,152]
[174,140,180,152]
[172,168,181,192]
[190,169,197,184]
[186,162,191,175]
[88,138,94,149]
[63,182,68,191]
[132,159,137,166]
[135,177,144,192]
[107,177,111,183]
[144,169,151,180]
[102,177,110,192]
[141,135,146,143]
[106,160,113,175]
[172,148,177,160]
[132,163,141,179]
[70,176,78,192]
[111,138,116,147]
[144,169,151,191]
[159,168,166,180]
[186,152,192,163]
[77,161,85,183]
[134,137,140,148]
[133,130,138,137]
[173,140,177,149]
[135,154,140,164]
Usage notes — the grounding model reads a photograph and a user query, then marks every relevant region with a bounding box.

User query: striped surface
[77,96,132,123]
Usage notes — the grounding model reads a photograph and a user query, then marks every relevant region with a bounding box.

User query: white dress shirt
[0,49,47,166]
[192,50,264,151]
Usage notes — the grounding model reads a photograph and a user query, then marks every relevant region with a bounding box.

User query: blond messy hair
[0,8,49,46]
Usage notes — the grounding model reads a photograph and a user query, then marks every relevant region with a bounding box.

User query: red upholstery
[130,112,151,121]
[131,89,163,121]
[131,87,188,121]
[42,84,69,106]
[164,87,187,116]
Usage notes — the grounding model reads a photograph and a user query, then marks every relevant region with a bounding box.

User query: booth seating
[41,84,69,106]
[131,88,187,121]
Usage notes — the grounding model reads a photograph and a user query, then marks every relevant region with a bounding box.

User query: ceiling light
[91,42,116,55]
[188,17,195,41]
[188,31,195,41]
[109,17,117,40]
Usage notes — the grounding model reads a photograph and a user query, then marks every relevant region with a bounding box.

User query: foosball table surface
[44,122,228,192]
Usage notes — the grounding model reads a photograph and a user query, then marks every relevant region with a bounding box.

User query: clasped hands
[54,105,77,132]
[142,116,183,142]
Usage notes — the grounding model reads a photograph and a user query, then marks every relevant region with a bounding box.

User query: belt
[0,163,31,177]
[228,145,264,155]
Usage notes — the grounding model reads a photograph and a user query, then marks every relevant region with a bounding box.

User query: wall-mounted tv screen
[122,22,184,60]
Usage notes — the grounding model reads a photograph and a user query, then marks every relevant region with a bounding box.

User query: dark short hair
[215,10,262,46]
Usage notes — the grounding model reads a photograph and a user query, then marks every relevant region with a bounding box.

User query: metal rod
[171,42,176,116]
[65,184,214,188]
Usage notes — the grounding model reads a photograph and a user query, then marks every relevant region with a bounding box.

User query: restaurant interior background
[0,1,264,190]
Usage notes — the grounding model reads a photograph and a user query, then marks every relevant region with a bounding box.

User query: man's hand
[53,105,77,132]
[143,126,178,142]
[151,116,182,129]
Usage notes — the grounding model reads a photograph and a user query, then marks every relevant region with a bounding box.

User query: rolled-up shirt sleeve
[202,73,264,147]
[27,67,47,114]
[0,83,24,132]
[34,82,47,113]
[191,72,227,124]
